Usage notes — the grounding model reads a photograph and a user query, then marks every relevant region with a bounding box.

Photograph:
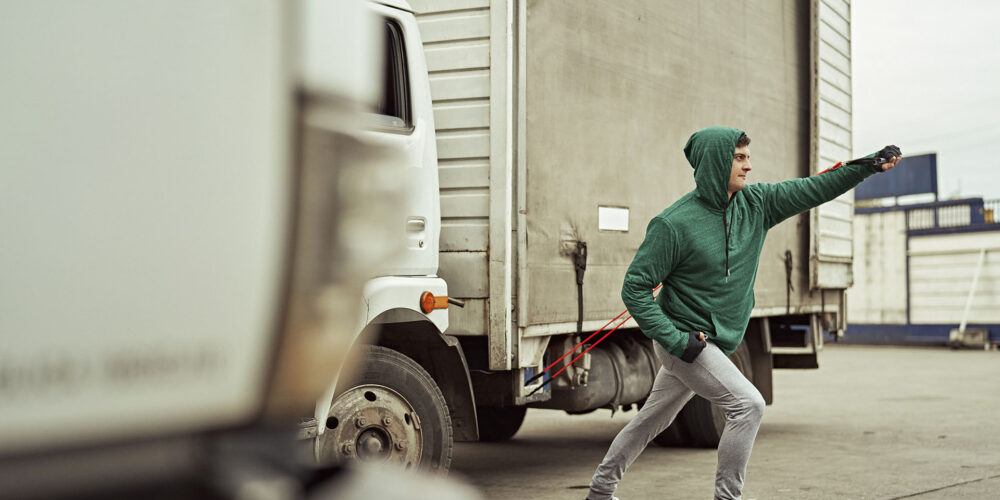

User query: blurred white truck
[0,0,411,497]
[312,0,862,471]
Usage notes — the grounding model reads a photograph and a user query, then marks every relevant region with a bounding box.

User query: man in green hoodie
[585,126,901,500]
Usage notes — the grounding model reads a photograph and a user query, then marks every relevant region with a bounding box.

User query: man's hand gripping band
[680,331,707,363]
[845,144,903,172]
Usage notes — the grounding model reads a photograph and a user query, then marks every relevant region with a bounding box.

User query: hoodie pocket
[710,312,725,337]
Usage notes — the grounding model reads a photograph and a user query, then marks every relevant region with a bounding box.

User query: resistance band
[524,284,662,394]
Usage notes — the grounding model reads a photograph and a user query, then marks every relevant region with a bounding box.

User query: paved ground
[450,345,1000,499]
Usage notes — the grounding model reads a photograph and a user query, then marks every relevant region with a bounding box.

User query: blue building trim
[854,197,985,215]
[908,224,1000,237]
[839,324,1000,345]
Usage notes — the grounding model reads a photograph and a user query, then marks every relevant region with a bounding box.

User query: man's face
[728,145,752,196]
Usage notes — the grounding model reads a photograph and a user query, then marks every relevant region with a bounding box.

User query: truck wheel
[475,406,527,442]
[652,418,690,447]
[644,395,691,448]
[317,345,453,471]
[679,341,754,448]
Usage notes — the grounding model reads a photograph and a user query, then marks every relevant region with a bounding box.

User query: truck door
[364,4,440,278]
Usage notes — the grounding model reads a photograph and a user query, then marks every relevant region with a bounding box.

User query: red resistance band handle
[813,161,843,176]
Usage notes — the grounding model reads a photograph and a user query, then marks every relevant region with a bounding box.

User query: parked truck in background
[312,0,860,471]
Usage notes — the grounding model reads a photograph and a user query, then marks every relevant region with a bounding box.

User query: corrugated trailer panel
[522,0,816,331]
[810,0,856,287]
[412,0,493,335]
[909,232,1000,324]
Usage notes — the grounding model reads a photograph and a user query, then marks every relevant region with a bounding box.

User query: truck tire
[636,395,689,447]
[678,341,754,448]
[475,406,527,442]
[318,345,453,471]
[651,417,690,447]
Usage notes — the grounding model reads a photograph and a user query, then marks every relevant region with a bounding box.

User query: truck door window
[374,19,411,131]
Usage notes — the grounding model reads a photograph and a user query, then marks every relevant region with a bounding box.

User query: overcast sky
[852,0,1000,200]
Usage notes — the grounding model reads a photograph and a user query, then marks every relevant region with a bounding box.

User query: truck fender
[374,314,479,442]
[313,276,450,435]
[314,310,479,443]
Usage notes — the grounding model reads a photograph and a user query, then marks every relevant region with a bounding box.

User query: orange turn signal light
[419,292,449,314]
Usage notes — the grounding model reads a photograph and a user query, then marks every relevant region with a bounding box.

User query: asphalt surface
[450,344,1000,499]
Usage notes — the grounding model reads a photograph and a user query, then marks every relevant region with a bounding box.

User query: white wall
[849,211,908,323]
[909,231,1000,324]
[851,210,1000,326]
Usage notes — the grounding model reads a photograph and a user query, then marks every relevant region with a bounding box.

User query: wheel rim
[317,384,423,468]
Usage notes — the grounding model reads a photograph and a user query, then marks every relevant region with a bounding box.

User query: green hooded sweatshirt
[622,126,878,358]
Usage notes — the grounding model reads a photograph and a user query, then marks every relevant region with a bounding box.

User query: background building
[847,153,1000,346]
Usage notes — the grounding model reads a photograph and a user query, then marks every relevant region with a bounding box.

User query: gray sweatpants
[587,341,765,500]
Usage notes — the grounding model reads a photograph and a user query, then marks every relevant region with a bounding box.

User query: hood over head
[683,126,745,211]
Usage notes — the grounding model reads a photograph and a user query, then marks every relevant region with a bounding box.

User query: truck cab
[307,0,468,472]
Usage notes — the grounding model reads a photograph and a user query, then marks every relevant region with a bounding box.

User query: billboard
[855,153,938,201]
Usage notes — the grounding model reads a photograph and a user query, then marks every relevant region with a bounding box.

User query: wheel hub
[357,428,388,460]
[317,384,422,467]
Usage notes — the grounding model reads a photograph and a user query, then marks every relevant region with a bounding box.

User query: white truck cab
[307,0,462,472]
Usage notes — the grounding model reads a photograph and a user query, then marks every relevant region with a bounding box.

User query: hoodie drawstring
[724,198,733,279]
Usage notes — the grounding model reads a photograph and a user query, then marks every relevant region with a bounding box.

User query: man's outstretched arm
[622,218,706,361]
[752,145,902,228]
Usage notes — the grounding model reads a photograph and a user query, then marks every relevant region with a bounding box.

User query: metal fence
[904,198,1000,232]
[983,198,1000,224]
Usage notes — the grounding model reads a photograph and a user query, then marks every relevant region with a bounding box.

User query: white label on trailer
[598,206,629,232]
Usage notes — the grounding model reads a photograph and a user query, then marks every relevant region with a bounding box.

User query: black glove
[847,145,902,173]
[876,144,902,163]
[679,331,707,363]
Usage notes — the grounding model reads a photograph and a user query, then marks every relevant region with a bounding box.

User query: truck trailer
[312,0,860,471]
